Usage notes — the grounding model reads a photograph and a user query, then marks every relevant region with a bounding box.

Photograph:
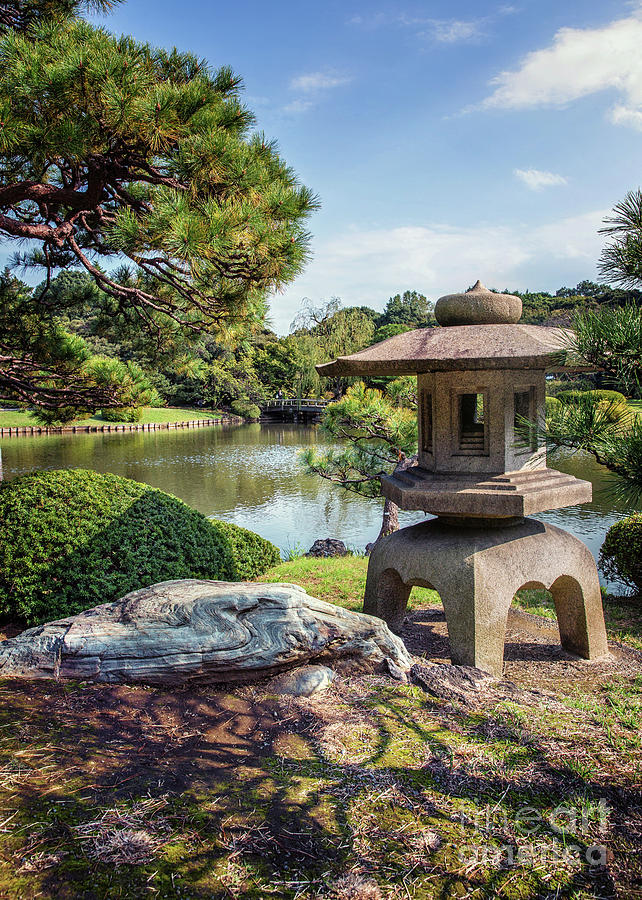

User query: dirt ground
[0,609,640,899]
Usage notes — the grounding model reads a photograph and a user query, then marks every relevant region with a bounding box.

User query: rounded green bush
[545,396,562,416]
[101,406,143,423]
[230,400,261,420]
[0,469,281,625]
[556,390,589,404]
[557,388,627,405]
[599,514,642,595]
[587,389,627,403]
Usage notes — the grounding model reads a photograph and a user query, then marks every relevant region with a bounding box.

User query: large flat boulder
[0,580,412,686]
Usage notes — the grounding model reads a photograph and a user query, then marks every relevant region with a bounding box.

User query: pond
[0,423,638,586]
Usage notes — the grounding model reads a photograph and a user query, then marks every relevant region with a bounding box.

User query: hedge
[557,389,627,404]
[544,396,562,416]
[0,469,281,625]
[101,406,143,423]
[599,514,642,595]
[230,400,261,420]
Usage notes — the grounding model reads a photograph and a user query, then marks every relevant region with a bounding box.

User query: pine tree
[0,0,317,412]
[302,382,418,543]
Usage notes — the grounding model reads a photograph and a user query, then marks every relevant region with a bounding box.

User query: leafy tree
[371,322,412,344]
[0,0,317,412]
[254,335,317,398]
[378,290,434,329]
[0,268,157,420]
[291,298,375,396]
[0,0,117,35]
[302,381,417,542]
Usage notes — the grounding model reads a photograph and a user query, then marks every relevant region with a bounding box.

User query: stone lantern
[317,281,609,676]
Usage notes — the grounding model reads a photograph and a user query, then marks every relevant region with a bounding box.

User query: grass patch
[511,587,642,651]
[0,560,640,897]
[260,561,642,653]
[0,667,637,899]
[0,406,225,428]
[257,555,440,612]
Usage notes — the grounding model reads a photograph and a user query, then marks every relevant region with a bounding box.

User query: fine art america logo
[457,799,610,869]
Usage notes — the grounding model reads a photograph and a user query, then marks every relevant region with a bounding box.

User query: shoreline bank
[0,415,243,438]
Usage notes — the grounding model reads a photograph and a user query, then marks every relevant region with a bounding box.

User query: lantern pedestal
[363,517,609,677]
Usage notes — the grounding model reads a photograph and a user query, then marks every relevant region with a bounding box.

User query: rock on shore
[0,580,412,686]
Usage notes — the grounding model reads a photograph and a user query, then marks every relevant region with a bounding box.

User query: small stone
[268,665,336,696]
[383,658,407,681]
[410,662,495,702]
[306,538,349,558]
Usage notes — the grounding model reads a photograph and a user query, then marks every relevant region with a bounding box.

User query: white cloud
[283,69,350,115]
[514,168,568,190]
[350,6,517,44]
[282,98,315,115]
[269,211,606,333]
[480,9,642,129]
[289,71,350,93]
[609,103,642,130]
[426,20,482,44]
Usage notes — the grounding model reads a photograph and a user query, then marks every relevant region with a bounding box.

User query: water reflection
[0,424,638,586]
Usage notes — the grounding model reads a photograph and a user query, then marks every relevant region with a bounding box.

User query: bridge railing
[262,398,330,409]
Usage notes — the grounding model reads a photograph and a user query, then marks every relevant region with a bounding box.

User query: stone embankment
[0,416,242,437]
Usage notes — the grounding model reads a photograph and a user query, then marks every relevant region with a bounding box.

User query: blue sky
[96,0,641,333]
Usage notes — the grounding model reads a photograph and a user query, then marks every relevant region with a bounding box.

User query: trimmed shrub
[230,400,261,420]
[557,390,589,404]
[0,469,281,625]
[101,406,143,423]
[587,390,627,403]
[599,514,642,595]
[557,389,627,405]
[597,398,634,427]
[545,396,562,416]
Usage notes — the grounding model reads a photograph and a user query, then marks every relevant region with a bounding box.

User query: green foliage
[543,393,642,501]
[372,323,412,344]
[557,390,591,403]
[230,399,260,420]
[545,396,562,416]
[545,377,595,397]
[506,279,642,325]
[0,269,159,421]
[571,304,642,398]
[101,406,142,422]
[253,334,319,398]
[0,468,280,624]
[557,389,627,405]
[599,189,642,290]
[600,514,642,593]
[385,376,417,408]
[302,381,417,500]
[0,0,316,413]
[588,390,629,403]
[0,0,121,35]
[378,290,434,328]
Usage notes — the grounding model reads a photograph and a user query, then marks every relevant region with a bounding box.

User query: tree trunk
[373,453,418,543]
[377,496,399,540]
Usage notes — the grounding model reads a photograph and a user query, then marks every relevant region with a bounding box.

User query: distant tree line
[5,266,642,424]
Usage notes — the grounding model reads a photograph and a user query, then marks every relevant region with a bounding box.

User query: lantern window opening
[421,390,433,455]
[514,386,537,452]
[457,391,488,456]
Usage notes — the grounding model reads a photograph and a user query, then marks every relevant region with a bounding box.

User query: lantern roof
[316,281,592,377]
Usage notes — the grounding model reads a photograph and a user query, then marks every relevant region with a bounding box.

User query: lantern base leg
[363,517,609,677]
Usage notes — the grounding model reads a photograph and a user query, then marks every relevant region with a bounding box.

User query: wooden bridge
[260,398,330,421]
